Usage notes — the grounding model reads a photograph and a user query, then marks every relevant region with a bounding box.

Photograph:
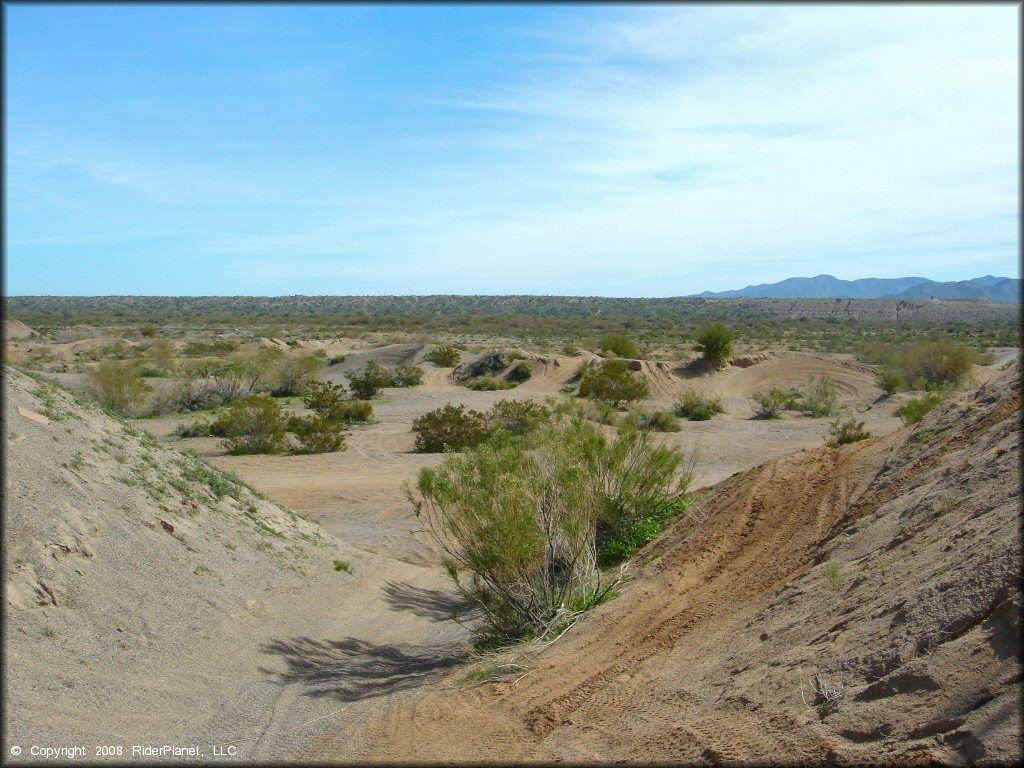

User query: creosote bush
[214,395,290,455]
[798,375,838,418]
[628,408,680,432]
[409,421,693,641]
[877,368,905,395]
[392,363,424,387]
[488,399,550,435]
[425,345,461,367]
[897,392,946,425]
[412,404,493,453]
[464,376,516,391]
[598,333,638,359]
[673,390,725,421]
[826,416,872,447]
[88,361,152,416]
[577,358,649,408]
[752,387,789,419]
[694,323,735,361]
[289,414,346,454]
[345,359,392,399]
[506,360,533,383]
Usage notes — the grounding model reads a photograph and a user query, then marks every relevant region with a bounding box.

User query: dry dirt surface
[303,363,1022,765]
[2,366,471,762]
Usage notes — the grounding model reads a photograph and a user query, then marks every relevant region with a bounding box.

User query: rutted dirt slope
[2,366,470,761]
[309,363,1022,764]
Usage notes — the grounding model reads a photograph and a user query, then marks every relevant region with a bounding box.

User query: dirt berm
[308,363,1022,764]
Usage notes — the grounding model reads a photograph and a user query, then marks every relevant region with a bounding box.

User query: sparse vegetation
[213,394,290,455]
[345,359,393,399]
[598,333,638,359]
[877,367,905,395]
[333,559,354,574]
[628,408,680,432]
[797,375,838,418]
[88,361,152,416]
[425,345,461,367]
[505,360,533,383]
[751,387,789,419]
[392,363,424,387]
[694,322,735,361]
[826,416,872,447]
[409,420,693,641]
[577,358,649,408]
[897,392,946,425]
[673,390,725,421]
[412,404,493,453]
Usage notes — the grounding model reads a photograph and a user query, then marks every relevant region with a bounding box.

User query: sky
[4,3,1019,297]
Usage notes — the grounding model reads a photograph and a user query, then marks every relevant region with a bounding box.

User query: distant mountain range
[694,275,1020,303]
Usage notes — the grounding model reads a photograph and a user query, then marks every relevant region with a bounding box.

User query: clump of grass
[627,408,680,432]
[333,559,354,574]
[897,392,945,425]
[673,390,725,421]
[826,416,872,447]
[825,559,843,590]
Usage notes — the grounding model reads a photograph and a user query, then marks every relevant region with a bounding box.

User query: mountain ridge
[695,274,1020,302]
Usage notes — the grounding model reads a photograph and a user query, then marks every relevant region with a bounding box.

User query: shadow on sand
[261,635,466,701]
[381,580,476,623]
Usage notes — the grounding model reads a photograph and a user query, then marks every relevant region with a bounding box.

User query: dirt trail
[305,364,1022,764]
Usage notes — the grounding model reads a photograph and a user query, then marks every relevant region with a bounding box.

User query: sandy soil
[306,363,1022,765]
[5,347,1019,764]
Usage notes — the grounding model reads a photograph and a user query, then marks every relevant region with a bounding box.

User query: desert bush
[303,380,373,422]
[895,340,980,389]
[598,333,638,359]
[461,349,509,380]
[345,359,393,399]
[464,376,516,391]
[174,419,228,438]
[877,367,905,395]
[213,394,290,455]
[826,416,872,447]
[229,347,285,393]
[561,342,580,356]
[409,420,692,640]
[488,399,550,435]
[798,375,838,417]
[628,409,680,432]
[143,338,177,372]
[694,323,735,361]
[392,363,424,387]
[328,354,347,366]
[577,358,649,408]
[897,392,945,425]
[88,361,152,416]
[412,404,493,453]
[752,387,789,419]
[167,379,224,412]
[288,414,347,454]
[183,339,239,357]
[139,324,159,338]
[270,352,322,396]
[425,345,461,367]
[673,390,725,421]
[505,360,533,383]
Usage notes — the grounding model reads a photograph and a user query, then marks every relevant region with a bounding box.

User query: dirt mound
[2,319,34,340]
[319,364,1021,764]
[2,366,371,754]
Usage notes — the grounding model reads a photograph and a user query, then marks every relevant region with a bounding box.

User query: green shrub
[183,339,239,357]
[598,498,689,567]
[694,323,735,361]
[174,419,227,438]
[345,359,392,398]
[409,421,692,640]
[895,340,980,389]
[461,349,509,379]
[897,392,945,425]
[561,342,580,356]
[799,375,838,418]
[488,399,550,435]
[270,352,322,396]
[425,345,461,367]
[302,381,373,423]
[139,324,159,338]
[392,363,424,387]
[826,416,872,447]
[673,390,725,420]
[577,358,649,408]
[412,404,493,453]
[628,409,680,432]
[289,414,346,454]
[505,360,533,383]
[213,394,290,455]
[88,361,152,416]
[465,376,516,391]
[598,333,638,359]
[877,368,905,395]
[752,387,789,419]
[328,354,347,366]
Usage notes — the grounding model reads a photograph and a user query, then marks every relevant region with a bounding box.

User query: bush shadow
[381,580,477,623]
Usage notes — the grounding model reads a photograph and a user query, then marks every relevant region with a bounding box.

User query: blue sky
[4,4,1019,296]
